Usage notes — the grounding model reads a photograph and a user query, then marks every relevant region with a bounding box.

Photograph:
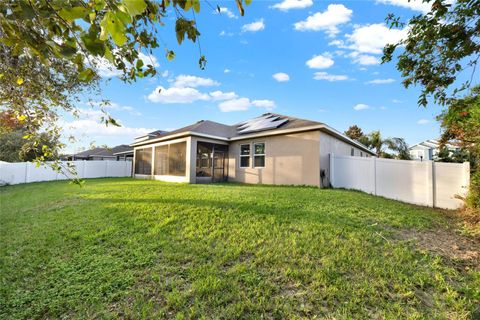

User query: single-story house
[408,139,458,161]
[131,113,374,187]
[64,144,134,161]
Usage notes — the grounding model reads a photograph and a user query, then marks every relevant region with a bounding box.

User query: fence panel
[0,161,132,185]
[330,155,375,194]
[329,154,469,210]
[375,158,431,206]
[434,162,470,209]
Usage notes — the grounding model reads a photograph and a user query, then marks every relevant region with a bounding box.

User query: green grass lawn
[1,178,479,319]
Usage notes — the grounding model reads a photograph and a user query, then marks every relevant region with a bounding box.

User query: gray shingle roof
[136,113,321,142]
[73,144,132,158]
[130,113,373,154]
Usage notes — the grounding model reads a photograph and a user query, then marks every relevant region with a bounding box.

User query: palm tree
[362,131,411,160]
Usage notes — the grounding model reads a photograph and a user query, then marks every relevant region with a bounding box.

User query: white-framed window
[239,144,250,168]
[253,142,265,168]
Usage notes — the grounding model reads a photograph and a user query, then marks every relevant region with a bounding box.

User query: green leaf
[123,0,147,16]
[104,46,114,63]
[58,7,88,22]
[192,0,200,13]
[245,0,252,5]
[78,68,95,82]
[59,44,77,57]
[100,11,128,46]
[136,59,144,70]
[81,34,105,56]
[166,50,175,61]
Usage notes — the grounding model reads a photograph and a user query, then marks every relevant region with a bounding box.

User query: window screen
[135,148,152,175]
[154,145,168,175]
[168,142,186,176]
[150,142,187,176]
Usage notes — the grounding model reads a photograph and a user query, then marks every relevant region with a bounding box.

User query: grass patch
[1,178,479,319]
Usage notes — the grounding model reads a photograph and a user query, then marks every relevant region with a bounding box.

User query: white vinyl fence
[329,154,470,209]
[0,160,132,185]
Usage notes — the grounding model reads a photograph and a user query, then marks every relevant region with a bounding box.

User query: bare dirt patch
[396,227,480,271]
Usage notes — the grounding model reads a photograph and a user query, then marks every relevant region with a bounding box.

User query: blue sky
[64,0,453,153]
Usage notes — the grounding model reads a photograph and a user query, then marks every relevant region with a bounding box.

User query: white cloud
[353,103,370,111]
[172,75,220,88]
[272,72,290,82]
[392,99,403,103]
[91,56,123,78]
[251,100,275,108]
[313,72,349,81]
[366,78,395,84]
[218,98,251,112]
[215,7,237,18]
[306,54,334,69]
[147,86,210,104]
[242,19,265,33]
[209,90,238,101]
[376,0,432,13]
[346,23,407,54]
[63,119,154,137]
[84,101,142,116]
[219,30,234,37]
[356,55,380,65]
[271,0,313,11]
[293,4,352,36]
[138,52,160,68]
[218,98,275,112]
[417,119,430,125]
[224,68,231,73]
[91,52,159,78]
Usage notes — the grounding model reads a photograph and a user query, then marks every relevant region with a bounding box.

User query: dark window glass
[254,156,265,167]
[168,142,186,176]
[154,145,168,175]
[134,148,152,175]
[351,148,354,156]
[240,156,250,168]
[240,144,250,168]
[254,143,265,155]
[240,144,250,155]
[253,142,265,168]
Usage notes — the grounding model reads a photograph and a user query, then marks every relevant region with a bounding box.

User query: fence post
[426,161,434,207]
[329,153,334,187]
[24,162,28,184]
[432,161,436,208]
[463,161,470,197]
[372,157,377,196]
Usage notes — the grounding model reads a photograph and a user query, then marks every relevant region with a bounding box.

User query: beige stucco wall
[319,130,368,187]
[228,131,321,186]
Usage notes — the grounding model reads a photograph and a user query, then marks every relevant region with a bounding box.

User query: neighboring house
[65,144,133,161]
[131,113,375,187]
[409,139,458,161]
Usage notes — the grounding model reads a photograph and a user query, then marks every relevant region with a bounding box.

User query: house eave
[130,124,375,155]
[130,131,229,147]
